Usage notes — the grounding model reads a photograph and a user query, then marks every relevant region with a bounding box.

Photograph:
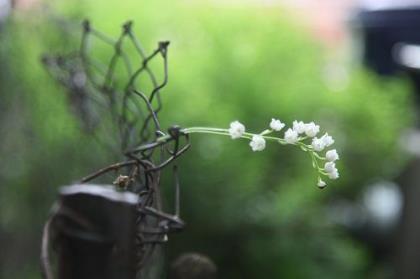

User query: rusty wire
[42,20,190,278]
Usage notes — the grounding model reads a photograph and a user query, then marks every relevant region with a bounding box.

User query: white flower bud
[228,121,245,139]
[317,179,327,188]
[270,118,285,131]
[311,137,326,152]
[304,122,320,137]
[325,149,339,162]
[284,128,299,144]
[321,133,334,147]
[324,162,336,173]
[249,135,266,151]
[293,120,306,134]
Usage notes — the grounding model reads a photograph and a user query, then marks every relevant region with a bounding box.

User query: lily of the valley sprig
[177,119,340,189]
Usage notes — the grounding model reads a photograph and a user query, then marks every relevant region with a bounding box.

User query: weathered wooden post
[41,184,139,279]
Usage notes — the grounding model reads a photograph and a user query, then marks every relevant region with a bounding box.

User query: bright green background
[0,1,414,278]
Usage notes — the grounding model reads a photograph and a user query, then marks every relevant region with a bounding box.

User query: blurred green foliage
[0,1,414,278]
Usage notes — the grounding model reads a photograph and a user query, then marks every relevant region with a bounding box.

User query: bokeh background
[1,0,420,278]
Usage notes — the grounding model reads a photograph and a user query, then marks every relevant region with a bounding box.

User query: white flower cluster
[228,119,340,188]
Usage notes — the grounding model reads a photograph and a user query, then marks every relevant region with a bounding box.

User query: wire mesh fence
[42,20,191,278]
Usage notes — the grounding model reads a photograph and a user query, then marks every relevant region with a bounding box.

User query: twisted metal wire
[42,20,191,278]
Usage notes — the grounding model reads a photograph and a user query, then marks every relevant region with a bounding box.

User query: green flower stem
[154,127,329,180]
[182,127,289,144]
[260,129,272,136]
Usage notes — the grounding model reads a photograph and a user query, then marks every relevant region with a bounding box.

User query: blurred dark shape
[394,43,420,107]
[395,158,420,279]
[357,7,420,76]
[357,9,420,277]
[41,184,138,279]
[357,7,420,105]
[169,253,218,279]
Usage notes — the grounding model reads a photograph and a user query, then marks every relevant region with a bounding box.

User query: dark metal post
[42,184,139,279]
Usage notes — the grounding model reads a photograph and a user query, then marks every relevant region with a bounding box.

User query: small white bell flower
[270,118,285,131]
[228,121,245,139]
[311,137,326,152]
[292,120,306,134]
[328,169,340,180]
[249,135,266,151]
[324,162,336,173]
[284,128,299,144]
[304,122,320,137]
[321,133,334,147]
[326,149,339,162]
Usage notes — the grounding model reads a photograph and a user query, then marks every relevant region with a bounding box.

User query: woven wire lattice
[42,20,190,278]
